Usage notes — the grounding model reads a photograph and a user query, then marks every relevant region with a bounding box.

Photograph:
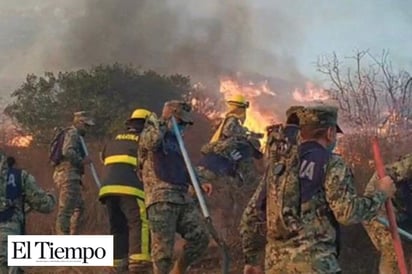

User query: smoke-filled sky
[0,0,411,102]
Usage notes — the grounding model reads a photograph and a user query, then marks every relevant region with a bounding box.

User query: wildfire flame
[218,77,279,147]
[8,135,33,147]
[293,82,329,102]
[191,97,222,120]
[192,76,330,150]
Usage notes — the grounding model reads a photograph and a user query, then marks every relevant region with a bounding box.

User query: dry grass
[4,129,412,273]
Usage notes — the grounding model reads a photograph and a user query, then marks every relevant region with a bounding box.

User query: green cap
[297,105,343,133]
[286,105,304,119]
[163,100,193,125]
[73,111,95,126]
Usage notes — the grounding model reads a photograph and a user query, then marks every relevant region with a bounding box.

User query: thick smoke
[62,0,306,87]
[0,0,309,111]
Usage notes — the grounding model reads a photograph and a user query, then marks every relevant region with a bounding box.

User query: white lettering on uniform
[299,160,315,180]
[8,174,16,187]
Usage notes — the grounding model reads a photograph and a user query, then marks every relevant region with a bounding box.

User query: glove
[230,149,242,161]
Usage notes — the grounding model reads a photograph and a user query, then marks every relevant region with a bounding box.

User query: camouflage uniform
[241,106,303,267]
[363,154,412,274]
[205,98,259,186]
[138,101,209,274]
[54,111,94,235]
[221,116,248,139]
[197,136,262,245]
[201,101,261,244]
[239,177,267,266]
[0,154,56,273]
[240,105,389,273]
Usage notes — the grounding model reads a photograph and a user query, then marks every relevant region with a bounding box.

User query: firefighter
[99,108,152,274]
[209,94,250,143]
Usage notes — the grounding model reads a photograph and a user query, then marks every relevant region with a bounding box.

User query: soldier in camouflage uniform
[363,154,412,274]
[206,93,263,184]
[0,153,56,273]
[197,133,263,245]
[202,94,262,244]
[54,111,94,235]
[240,105,303,270]
[240,105,396,274]
[138,100,213,274]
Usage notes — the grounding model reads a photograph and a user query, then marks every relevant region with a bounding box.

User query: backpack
[265,124,300,161]
[49,128,67,167]
[265,143,301,240]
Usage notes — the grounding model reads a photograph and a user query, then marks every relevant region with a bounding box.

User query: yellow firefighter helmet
[130,108,151,120]
[226,94,249,108]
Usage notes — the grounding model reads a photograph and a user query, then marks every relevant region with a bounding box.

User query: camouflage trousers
[55,178,85,235]
[363,218,401,274]
[147,202,209,274]
[0,219,22,273]
[197,167,253,244]
[208,178,241,243]
[363,179,408,274]
[264,241,341,274]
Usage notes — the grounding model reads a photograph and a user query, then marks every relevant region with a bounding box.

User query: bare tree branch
[317,49,411,135]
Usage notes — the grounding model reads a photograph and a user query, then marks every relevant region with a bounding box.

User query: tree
[5,64,193,143]
[317,49,411,136]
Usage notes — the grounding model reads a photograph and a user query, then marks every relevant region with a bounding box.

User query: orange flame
[218,77,279,147]
[8,135,33,147]
[192,77,330,151]
[293,82,329,102]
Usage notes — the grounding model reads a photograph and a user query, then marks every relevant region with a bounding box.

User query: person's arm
[324,156,388,225]
[139,114,167,151]
[62,128,83,166]
[366,153,412,194]
[222,117,248,138]
[22,170,56,214]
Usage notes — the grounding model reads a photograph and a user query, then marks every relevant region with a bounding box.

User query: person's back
[264,106,395,273]
[0,154,56,273]
[199,135,262,183]
[240,106,303,271]
[139,123,193,207]
[53,126,84,175]
[197,134,263,245]
[241,105,396,274]
[99,109,152,273]
[138,100,212,274]
[204,94,262,187]
[100,129,143,193]
[53,111,94,235]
